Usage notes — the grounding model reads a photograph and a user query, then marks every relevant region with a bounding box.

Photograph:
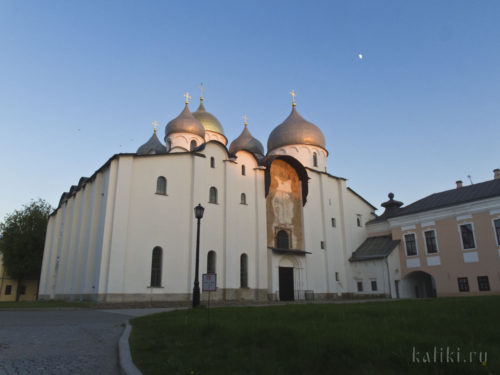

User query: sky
[1,0,499,220]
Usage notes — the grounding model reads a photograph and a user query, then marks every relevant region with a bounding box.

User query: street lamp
[192,203,205,308]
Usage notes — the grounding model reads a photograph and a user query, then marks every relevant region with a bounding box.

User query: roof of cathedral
[229,123,265,158]
[349,236,400,261]
[192,99,225,135]
[165,103,205,140]
[267,105,326,152]
[137,131,166,155]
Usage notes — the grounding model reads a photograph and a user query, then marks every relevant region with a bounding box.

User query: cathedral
[39,92,395,303]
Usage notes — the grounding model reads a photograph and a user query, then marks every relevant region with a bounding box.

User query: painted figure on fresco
[272,175,294,224]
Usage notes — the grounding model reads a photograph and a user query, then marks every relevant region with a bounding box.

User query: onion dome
[165,103,205,141]
[192,98,225,135]
[267,105,326,152]
[229,121,265,158]
[137,131,166,154]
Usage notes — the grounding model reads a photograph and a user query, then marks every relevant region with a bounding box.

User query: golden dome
[267,105,326,152]
[192,99,225,135]
[165,103,205,140]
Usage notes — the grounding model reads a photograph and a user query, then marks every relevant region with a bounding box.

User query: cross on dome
[242,114,248,126]
[198,83,205,101]
[152,120,159,133]
[184,92,191,104]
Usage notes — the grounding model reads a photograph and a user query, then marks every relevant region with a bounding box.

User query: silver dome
[137,132,166,155]
[165,103,205,140]
[267,106,326,152]
[229,124,265,158]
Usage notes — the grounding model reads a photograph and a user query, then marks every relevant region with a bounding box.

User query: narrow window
[494,219,500,245]
[357,281,363,292]
[356,215,362,227]
[156,176,167,195]
[207,251,216,274]
[19,285,26,295]
[457,277,469,292]
[242,165,246,176]
[477,276,490,291]
[335,272,339,281]
[210,157,215,168]
[424,230,438,254]
[209,187,218,204]
[460,224,476,249]
[313,152,318,167]
[190,140,197,151]
[240,193,246,205]
[331,218,336,227]
[150,247,163,287]
[5,285,12,295]
[371,280,377,291]
[404,233,417,256]
[276,230,290,249]
[166,138,172,151]
[240,254,248,288]
[320,241,325,249]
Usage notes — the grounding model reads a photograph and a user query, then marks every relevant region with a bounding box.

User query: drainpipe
[384,257,392,298]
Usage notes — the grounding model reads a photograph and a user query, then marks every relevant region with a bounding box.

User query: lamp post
[192,203,205,308]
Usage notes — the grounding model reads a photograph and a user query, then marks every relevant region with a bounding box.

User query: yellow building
[0,255,38,302]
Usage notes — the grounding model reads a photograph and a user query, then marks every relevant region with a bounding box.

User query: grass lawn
[130,297,499,375]
[0,300,89,309]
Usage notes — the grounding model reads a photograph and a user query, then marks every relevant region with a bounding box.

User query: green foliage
[130,297,500,375]
[0,199,52,281]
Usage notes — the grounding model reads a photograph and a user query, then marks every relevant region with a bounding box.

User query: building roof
[349,236,400,262]
[192,99,225,135]
[229,123,265,159]
[137,132,166,155]
[165,103,205,140]
[393,178,500,217]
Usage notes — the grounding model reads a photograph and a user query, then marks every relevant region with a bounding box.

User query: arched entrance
[401,271,437,298]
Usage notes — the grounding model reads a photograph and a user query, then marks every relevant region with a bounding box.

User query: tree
[0,199,52,301]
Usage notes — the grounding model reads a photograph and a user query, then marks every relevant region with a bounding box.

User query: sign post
[202,273,217,327]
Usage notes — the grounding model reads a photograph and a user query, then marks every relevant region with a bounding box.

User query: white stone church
[39,93,399,303]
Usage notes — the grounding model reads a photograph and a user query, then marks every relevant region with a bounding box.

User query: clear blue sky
[1,0,499,220]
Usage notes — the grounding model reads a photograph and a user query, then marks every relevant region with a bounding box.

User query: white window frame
[403,232,418,257]
[458,222,477,251]
[423,229,439,255]
[491,217,500,246]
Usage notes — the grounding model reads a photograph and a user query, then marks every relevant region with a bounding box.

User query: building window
[19,285,26,295]
[320,241,325,249]
[335,272,339,281]
[210,157,215,168]
[276,230,290,249]
[209,187,218,204]
[190,140,197,151]
[371,280,377,291]
[166,138,172,151]
[240,254,248,288]
[357,281,363,292]
[477,276,490,291]
[457,277,469,292]
[424,230,438,254]
[494,219,500,245]
[5,285,12,295]
[150,247,162,287]
[156,176,167,195]
[240,193,246,205]
[404,233,417,256]
[460,224,476,249]
[242,165,246,176]
[356,215,362,227]
[331,218,336,227]
[313,152,318,167]
[207,251,216,274]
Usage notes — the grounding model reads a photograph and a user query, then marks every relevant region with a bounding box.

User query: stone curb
[119,322,142,375]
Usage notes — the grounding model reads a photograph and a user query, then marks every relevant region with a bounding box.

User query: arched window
[166,138,172,151]
[240,193,246,205]
[313,152,318,167]
[210,157,215,168]
[190,140,197,151]
[150,247,162,287]
[207,250,216,274]
[276,230,290,249]
[209,187,218,204]
[242,165,246,176]
[156,176,167,195]
[240,253,248,288]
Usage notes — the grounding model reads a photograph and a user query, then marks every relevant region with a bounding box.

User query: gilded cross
[198,83,205,100]
[289,89,296,106]
[152,120,159,133]
[242,114,248,125]
[184,92,191,104]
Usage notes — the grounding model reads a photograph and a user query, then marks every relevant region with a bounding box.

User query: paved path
[0,308,172,375]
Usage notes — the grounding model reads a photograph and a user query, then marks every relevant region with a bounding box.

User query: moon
[358,53,363,59]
